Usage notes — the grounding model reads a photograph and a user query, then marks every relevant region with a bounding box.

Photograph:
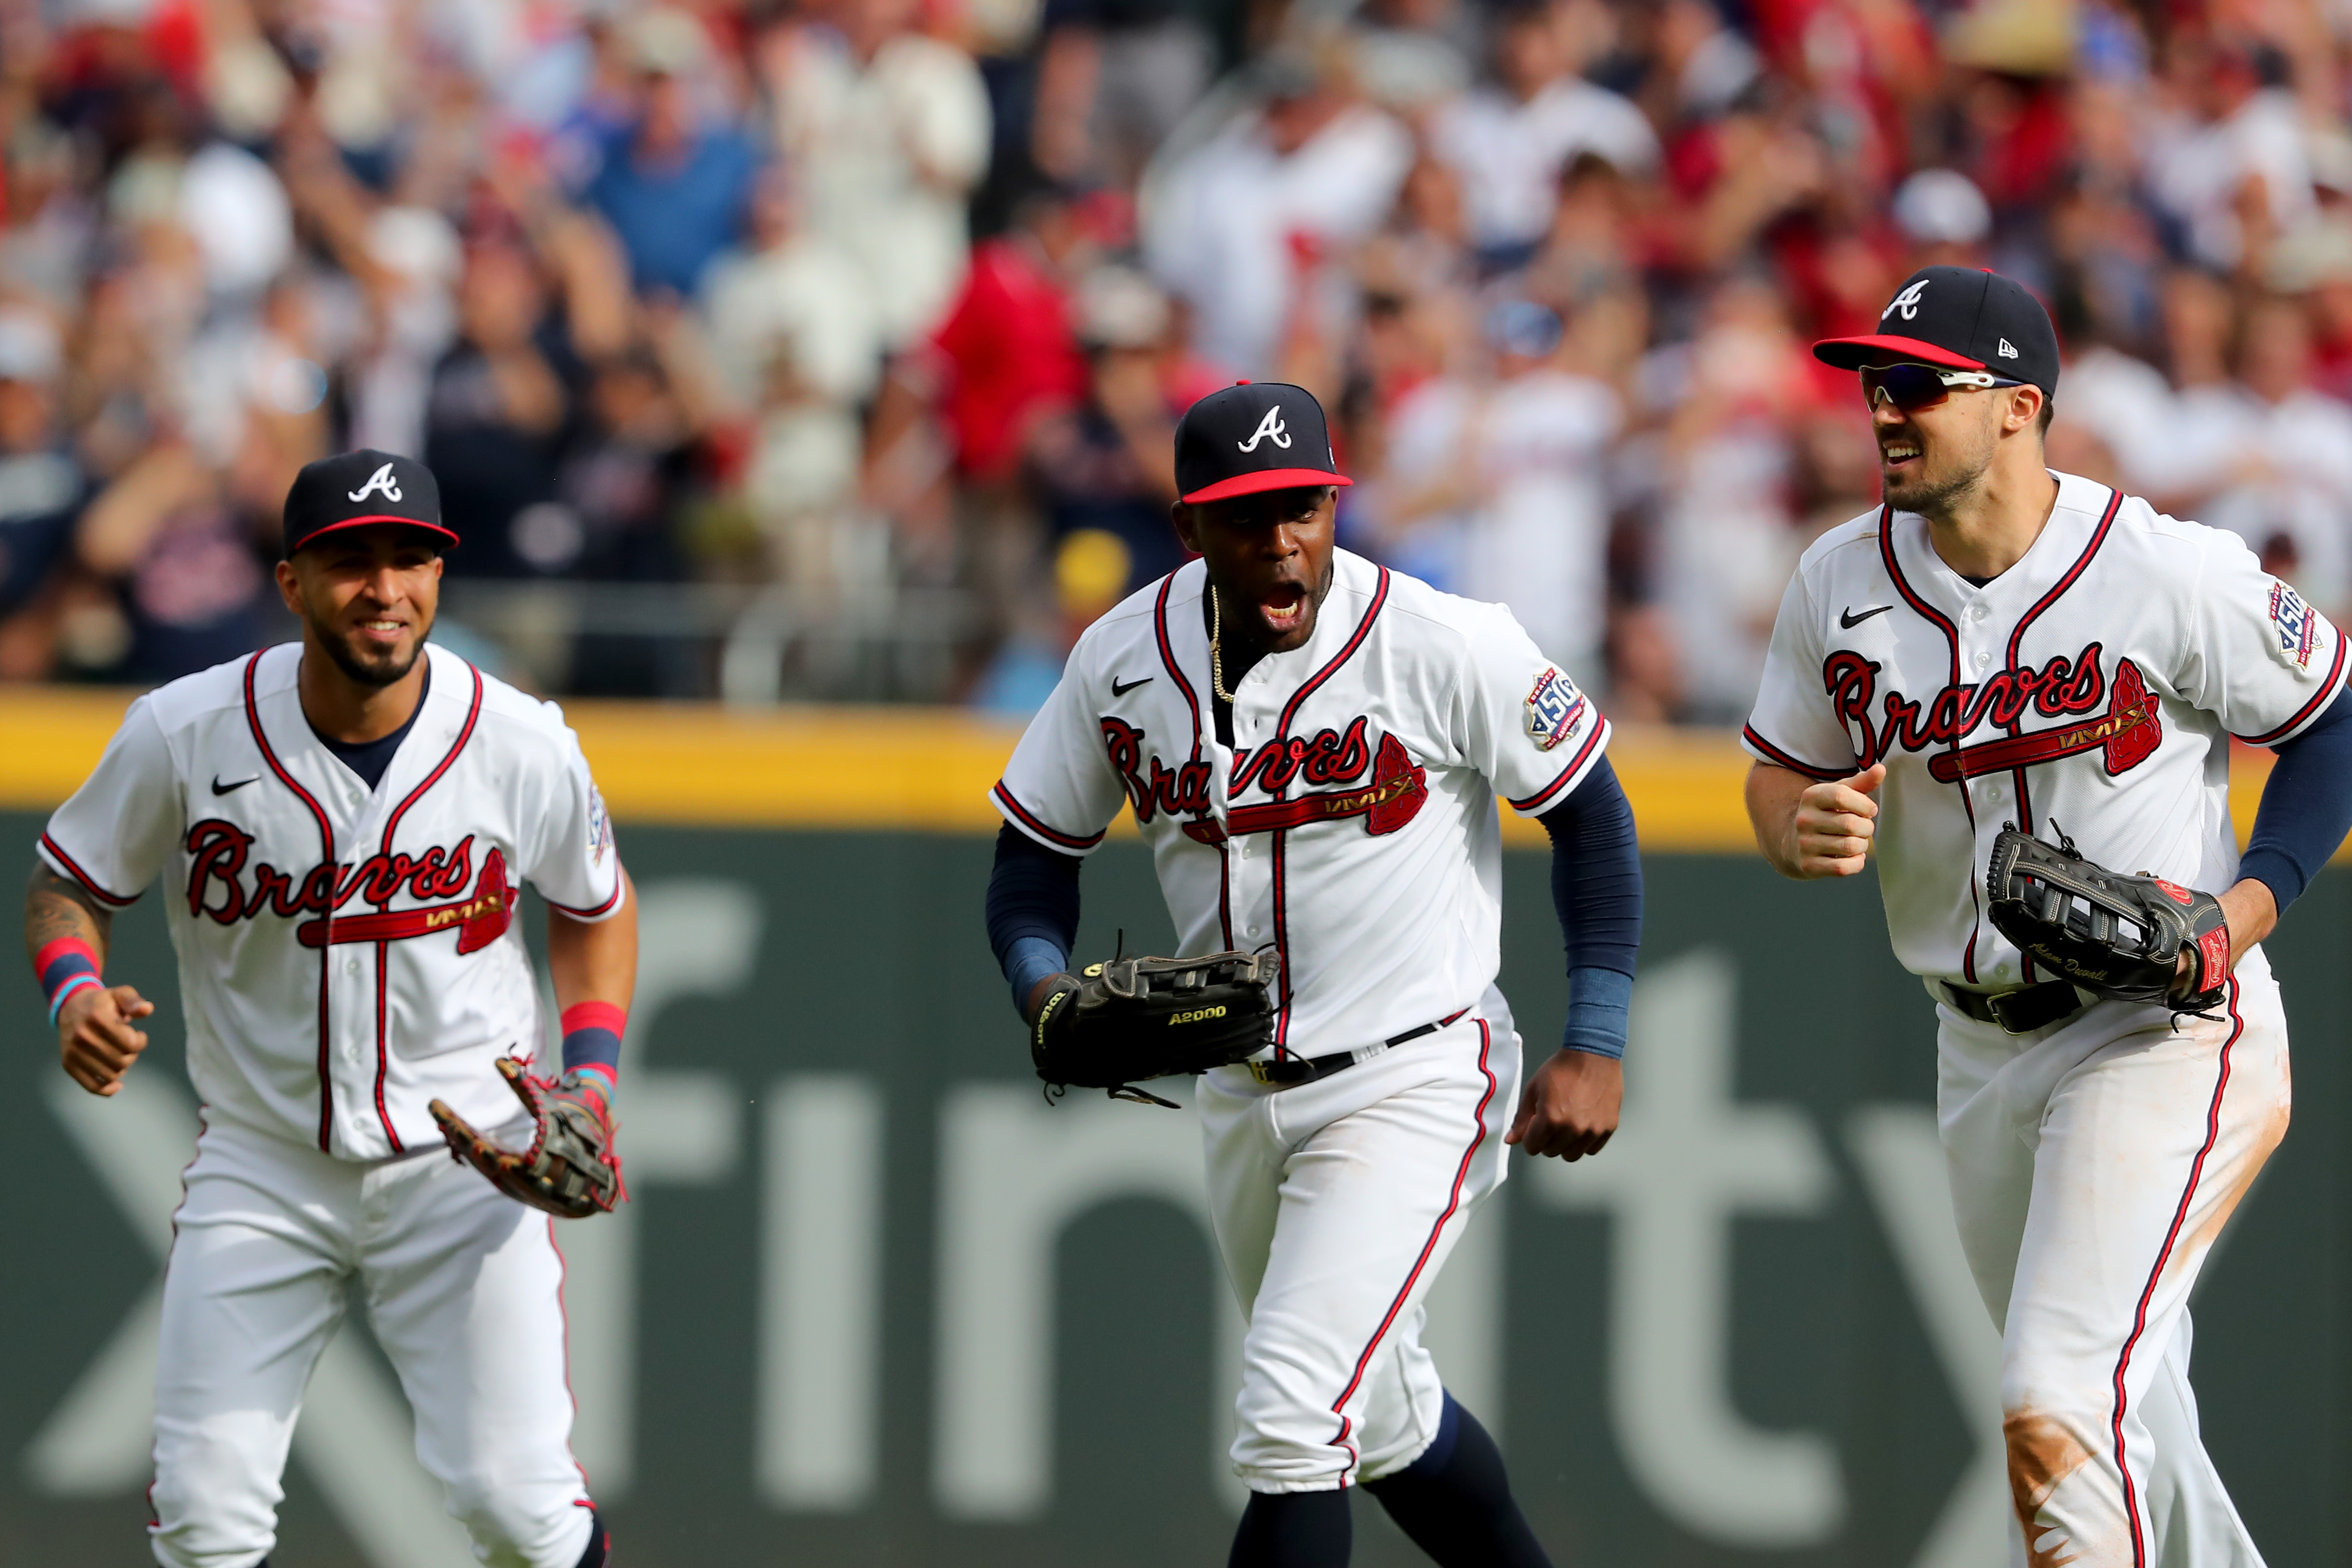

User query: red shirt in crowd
[928,237,1090,484]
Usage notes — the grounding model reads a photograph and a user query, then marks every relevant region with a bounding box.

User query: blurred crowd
[5,0,2352,718]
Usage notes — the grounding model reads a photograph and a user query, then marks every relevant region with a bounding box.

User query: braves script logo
[1822,641,2163,779]
[183,820,514,954]
[346,462,403,503]
[1883,280,1929,321]
[1098,716,1427,844]
[1237,406,1292,453]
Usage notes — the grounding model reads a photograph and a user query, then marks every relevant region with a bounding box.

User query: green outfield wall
[4,818,2344,1566]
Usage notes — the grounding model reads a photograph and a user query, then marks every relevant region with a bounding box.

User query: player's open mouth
[354,618,408,643]
[1258,585,1307,632]
[1880,440,1922,472]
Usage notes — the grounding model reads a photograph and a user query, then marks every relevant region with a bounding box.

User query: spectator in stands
[1430,0,1658,271]
[1144,48,1413,376]
[0,311,88,677]
[2175,294,2352,616]
[585,9,762,298]
[765,0,993,349]
[704,166,885,589]
[1380,298,1620,671]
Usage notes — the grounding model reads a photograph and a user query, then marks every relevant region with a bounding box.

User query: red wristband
[561,1001,628,1037]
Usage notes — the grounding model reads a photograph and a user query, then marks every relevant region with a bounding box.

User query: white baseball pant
[1198,1008,1519,1493]
[1937,951,2290,1568]
[148,1115,597,1568]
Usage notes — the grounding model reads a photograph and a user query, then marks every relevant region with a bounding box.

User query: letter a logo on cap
[1883,280,1930,321]
[1238,406,1292,453]
[346,462,403,504]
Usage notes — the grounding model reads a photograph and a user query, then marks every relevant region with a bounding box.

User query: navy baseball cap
[1174,381,1353,505]
[281,449,455,557]
[1814,266,2060,396]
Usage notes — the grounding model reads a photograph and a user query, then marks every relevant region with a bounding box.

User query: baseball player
[984,382,1643,1566]
[1744,267,2352,1566]
[24,450,634,1568]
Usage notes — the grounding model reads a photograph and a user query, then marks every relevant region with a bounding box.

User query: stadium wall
[0,693,2340,1566]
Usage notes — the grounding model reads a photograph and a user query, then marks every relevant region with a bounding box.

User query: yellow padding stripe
[0,688,2285,852]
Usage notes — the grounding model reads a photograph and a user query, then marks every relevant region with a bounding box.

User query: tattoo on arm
[25,866,111,967]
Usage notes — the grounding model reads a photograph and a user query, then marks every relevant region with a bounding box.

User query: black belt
[1938,979,2087,1035]
[1248,1008,1471,1088]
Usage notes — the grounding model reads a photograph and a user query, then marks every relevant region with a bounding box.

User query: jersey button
[1970,604,1988,621]
[1974,651,1991,669]
[1246,925,1262,938]
[345,958,360,975]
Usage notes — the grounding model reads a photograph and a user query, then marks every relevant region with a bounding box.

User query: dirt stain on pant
[2006,1410,2097,1568]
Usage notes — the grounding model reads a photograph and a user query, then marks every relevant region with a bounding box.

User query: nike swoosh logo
[1111,676,1153,696]
[211,775,258,796]
[1840,605,1894,629]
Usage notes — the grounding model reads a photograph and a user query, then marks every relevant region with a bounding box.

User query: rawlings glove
[430,1057,626,1218]
[1032,950,1279,1107]
[1986,826,2230,1014]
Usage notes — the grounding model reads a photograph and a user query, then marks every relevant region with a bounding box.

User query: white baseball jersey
[39,641,624,1160]
[1744,470,2347,985]
[993,549,1610,1054]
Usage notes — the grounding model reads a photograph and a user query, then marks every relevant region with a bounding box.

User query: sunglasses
[1861,362,2023,412]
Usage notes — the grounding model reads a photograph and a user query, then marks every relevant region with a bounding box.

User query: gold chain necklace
[1209,585,1236,702]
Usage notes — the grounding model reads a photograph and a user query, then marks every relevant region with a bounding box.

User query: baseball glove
[430,1058,626,1218]
[1985,826,2230,1014]
[1033,950,1279,1107]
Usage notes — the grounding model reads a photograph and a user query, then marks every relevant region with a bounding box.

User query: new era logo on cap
[1814,266,2060,397]
[282,449,455,557]
[1175,382,1353,504]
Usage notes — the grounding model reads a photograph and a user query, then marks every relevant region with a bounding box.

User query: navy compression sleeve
[986,824,1083,1013]
[1536,755,1643,1059]
[2237,685,2352,914]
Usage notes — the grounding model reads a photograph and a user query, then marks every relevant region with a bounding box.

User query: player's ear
[273,556,303,617]
[1170,502,1200,553]
[2005,384,2045,436]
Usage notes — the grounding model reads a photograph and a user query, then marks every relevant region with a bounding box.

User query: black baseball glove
[1031,950,1279,1107]
[1985,826,2230,1015]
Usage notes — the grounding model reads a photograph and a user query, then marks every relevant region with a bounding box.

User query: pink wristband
[561,1001,628,1037]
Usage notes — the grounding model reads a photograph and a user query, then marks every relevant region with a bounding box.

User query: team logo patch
[588,783,613,866]
[2268,582,2321,669]
[1524,667,1587,752]
[1883,279,1929,321]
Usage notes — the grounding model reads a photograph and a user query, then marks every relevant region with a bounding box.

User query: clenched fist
[1752,761,1885,879]
[58,983,154,1097]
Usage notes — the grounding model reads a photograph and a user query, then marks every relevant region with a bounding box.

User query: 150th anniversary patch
[1524,666,1587,751]
[2269,581,2324,670]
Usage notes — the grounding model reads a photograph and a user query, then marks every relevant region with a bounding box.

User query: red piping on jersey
[2238,627,2350,746]
[546,877,627,920]
[2109,976,2241,1567]
[1154,573,1232,949]
[244,652,341,1153]
[991,782,1106,850]
[2000,486,2122,836]
[374,942,398,1152]
[1268,568,1391,1051]
[1879,509,1984,983]
[1739,726,1847,781]
[1996,484,2123,981]
[1327,1016,1496,1481]
[362,659,485,1154]
[37,831,138,906]
[1508,719,1609,812]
